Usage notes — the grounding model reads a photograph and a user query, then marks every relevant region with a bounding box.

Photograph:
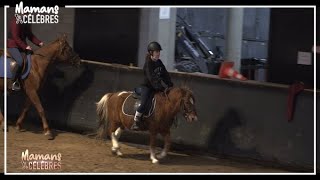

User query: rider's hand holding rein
[25,45,33,55]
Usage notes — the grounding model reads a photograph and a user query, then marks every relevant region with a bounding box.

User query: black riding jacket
[142,55,173,91]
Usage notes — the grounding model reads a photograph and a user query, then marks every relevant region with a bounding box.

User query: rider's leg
[8,48,23,90]
[131,87,152,130]
[133,111,143,121]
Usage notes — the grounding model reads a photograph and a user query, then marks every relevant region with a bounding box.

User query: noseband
[181,99,193,118]
[58,41,80,65]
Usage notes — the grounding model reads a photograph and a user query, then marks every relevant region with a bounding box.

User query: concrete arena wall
[6,60,316,171]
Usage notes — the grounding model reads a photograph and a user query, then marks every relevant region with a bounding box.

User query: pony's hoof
[151,159,159,164]
[45,132,54,140]
[116,151,123,157]
[111,148,123,157]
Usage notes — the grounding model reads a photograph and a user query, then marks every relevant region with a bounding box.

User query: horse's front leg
[149,132,159,164]
[157,131,171,159]
[15,98,31,131]
[26,89,53,140]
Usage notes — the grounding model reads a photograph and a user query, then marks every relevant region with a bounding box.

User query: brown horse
[0,34,80,139]
[96,86,198,164]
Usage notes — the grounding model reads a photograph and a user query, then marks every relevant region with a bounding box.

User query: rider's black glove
[25,49,33,55]
[167,82,173,88]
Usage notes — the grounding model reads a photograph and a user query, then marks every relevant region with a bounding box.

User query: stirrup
[12,81,21,91]
[131,121,140,130]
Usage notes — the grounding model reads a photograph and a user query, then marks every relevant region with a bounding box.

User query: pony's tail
[96,93,111,139]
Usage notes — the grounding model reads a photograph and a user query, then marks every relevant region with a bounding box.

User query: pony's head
[54,34,81,66]
[179,87,198,122]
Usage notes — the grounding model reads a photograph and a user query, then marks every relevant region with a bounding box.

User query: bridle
[57,41,80,66]
[181,97,194,119]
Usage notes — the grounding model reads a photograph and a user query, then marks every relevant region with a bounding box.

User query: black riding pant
[137,86,154,114]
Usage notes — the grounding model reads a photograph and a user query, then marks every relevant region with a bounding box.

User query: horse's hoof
[15,126,20,131]
[15,126,26,132]
[151,159,159,164]
[156,154,166,159]
[45,132,54,140]
[2,126,7,132]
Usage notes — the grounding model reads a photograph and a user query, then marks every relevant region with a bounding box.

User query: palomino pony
[0,34,80,139]
[96,86,198,164]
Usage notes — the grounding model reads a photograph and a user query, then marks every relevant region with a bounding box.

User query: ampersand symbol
[15,14,23,24]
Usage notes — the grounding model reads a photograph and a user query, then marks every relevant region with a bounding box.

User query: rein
[33,53,45,57]
[164,87,171,101]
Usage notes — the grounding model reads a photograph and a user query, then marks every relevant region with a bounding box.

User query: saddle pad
[122,93,156,118]
[0,55,32,79]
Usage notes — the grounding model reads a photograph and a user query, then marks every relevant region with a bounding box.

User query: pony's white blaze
[190,98,194,105]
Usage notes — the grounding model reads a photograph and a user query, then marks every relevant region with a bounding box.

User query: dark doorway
[267,8,314,88]
[74,8,140,65]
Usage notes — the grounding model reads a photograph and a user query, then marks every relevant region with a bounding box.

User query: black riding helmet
[147,41,162,52]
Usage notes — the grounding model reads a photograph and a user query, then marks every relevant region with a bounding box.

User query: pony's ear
[54,34,60,42]
[59,33,67,43]
[181,81,187,89]
[62,33,67,40]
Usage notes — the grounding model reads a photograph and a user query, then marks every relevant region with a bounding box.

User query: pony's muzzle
[187,114,198,122]
[191,115,198,122]
[193,116,198,121]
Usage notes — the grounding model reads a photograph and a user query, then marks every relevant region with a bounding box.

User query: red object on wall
[218,61,247,81]
[287,81,305,122]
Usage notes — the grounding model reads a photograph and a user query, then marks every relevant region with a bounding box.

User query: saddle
[0,50,16,72]
[122,87,156,118]
[0,50,31,80]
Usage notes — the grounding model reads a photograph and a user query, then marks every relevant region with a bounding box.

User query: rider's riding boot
[131,111,142,130]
